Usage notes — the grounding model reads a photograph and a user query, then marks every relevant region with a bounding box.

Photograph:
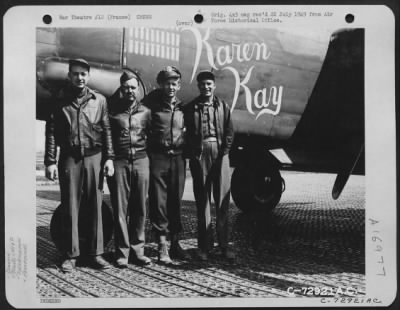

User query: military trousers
[189,141,231,251]
[58,152,104,258]
[107,157,149,261]
[149,153,186,237]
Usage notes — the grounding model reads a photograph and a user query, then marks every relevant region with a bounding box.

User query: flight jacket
[183,95,234,159]
[44,85,114,166]
[143,89,186,155]
[108,89,151,160]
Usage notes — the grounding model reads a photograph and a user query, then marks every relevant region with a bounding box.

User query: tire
[231,165,284,213]
[50,201,114,255]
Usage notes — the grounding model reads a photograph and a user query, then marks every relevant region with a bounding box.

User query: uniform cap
[120,71,138,84]
[68,58,90,71]
[196,71,215,82]
[156,66,181,83]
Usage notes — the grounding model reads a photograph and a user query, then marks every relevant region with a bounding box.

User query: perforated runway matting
[37,170,365,298]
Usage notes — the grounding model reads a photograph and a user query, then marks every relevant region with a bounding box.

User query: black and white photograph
[3,5,397,308]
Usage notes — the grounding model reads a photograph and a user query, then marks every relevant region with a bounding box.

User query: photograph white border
[3,5,397,308]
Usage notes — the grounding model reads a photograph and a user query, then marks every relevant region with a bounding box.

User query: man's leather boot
[158,242,173,264]
[170,234,190,260]
[132,246,152,266]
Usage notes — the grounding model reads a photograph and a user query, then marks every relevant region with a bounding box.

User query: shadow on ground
[38,197,365,281]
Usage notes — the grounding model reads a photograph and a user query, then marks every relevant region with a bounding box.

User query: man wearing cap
[45,58,115,272]
[184,71,235,261]
[107,71,152,268]
[143,66,189,264]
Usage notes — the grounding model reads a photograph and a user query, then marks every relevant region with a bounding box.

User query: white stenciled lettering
[254,88,267,109]
[216,45,233,67]
[223,66,283,118]
[242,43,252,61]
[244,42,271,62]
[223,66,255,115]
[181,27,283,119]
[255,86,283,119]
[183,27,272,83]
[182,28,217,82]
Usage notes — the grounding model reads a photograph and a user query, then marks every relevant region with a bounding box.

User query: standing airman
[184,71,235,261]
[107,71,152,268]
[45,58,114,272]
[144,66,190,264]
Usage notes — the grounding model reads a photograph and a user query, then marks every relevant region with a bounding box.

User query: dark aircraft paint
[36,27,364,211]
